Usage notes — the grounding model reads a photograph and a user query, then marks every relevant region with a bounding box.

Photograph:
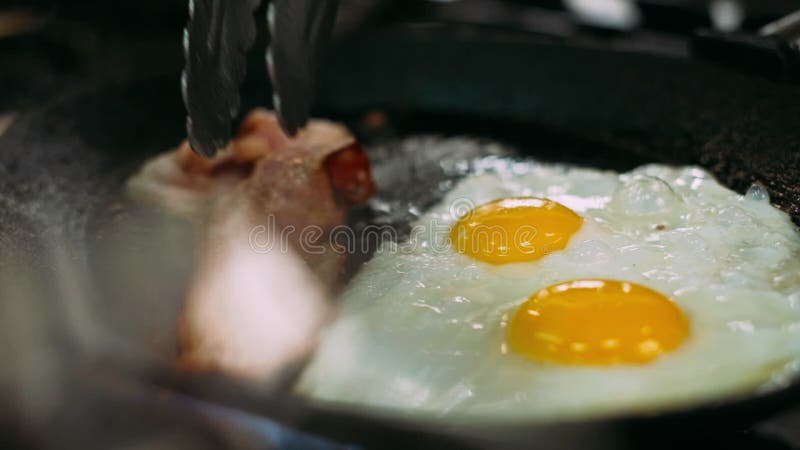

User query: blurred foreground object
[128,109,374,380]
[0,9,47,38]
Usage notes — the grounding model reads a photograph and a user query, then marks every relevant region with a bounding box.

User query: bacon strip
[127,109,375,379]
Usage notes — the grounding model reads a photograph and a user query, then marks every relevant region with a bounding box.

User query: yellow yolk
[508,280,689,366]
[450,197,583,264]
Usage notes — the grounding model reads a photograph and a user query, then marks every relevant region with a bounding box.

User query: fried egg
[299,159,800,421]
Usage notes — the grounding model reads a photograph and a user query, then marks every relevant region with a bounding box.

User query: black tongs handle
[183,0,262,157]
[268,0,340,137]
[183,0,339,158]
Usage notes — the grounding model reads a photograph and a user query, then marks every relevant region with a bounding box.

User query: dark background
[2,0,799,116]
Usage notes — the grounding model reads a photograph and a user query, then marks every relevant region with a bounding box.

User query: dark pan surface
[2,28,800,449]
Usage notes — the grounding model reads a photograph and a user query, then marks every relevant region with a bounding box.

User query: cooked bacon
[127,109,375,379]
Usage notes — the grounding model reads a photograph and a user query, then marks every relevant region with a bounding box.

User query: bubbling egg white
[299,160,800,421]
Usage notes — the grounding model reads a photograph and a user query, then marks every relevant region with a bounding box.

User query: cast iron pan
[2,26,800,449]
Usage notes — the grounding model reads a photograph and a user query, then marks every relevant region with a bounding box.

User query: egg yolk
[507,280,689,366]
[450,197,582,264]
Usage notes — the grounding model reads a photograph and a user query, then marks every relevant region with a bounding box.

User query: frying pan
[2,25,800,449]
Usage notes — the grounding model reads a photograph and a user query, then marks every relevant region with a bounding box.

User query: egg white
[299,159,800,421]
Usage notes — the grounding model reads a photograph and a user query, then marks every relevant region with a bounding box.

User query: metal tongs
[182,0,339,157]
